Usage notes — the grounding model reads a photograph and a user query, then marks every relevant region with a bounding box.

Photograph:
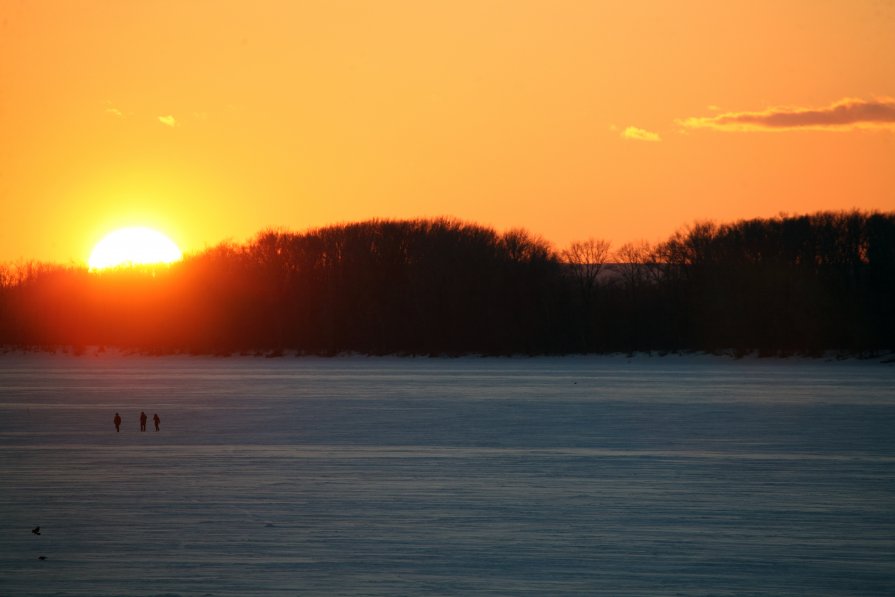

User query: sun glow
[88,227,183,270]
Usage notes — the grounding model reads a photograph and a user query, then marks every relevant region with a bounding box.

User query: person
[153,413,160,432]
[139,411,147,432]
[114,413,122,432]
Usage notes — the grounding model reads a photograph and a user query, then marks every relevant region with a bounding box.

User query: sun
[88,227,183,270]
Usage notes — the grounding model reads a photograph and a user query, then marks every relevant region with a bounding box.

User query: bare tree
[561,238,611,305]
[613,241,659,295]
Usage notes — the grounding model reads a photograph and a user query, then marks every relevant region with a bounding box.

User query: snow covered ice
[1,353,893,596]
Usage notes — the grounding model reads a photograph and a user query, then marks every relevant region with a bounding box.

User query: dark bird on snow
[32,526,40,535]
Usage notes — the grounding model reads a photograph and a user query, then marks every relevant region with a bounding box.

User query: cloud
[158,115,178,127]
[621,126,661,142]
[679,98,895,132]
[105,107,123,118]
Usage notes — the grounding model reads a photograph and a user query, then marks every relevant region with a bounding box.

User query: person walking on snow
[139,411,147,432]
[153,413,160,432]
[114,412,121,432]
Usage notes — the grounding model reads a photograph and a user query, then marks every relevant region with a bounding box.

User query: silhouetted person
[114,413,122,432]
[32,526,40,535]
[139,411,147,432]
[153,413,160,432]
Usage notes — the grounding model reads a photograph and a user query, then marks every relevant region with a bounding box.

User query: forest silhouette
[1,211,892,356]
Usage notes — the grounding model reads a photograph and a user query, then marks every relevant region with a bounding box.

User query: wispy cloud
[103,100,126,118]
[679,98,895,132]
[158,115,178,127]
[621,126,661,142]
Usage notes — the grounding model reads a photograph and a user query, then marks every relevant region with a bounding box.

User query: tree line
[1,211,892,356]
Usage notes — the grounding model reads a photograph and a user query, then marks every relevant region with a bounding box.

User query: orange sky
[1,0,893,264]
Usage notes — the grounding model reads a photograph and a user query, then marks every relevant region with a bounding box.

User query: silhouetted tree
[0,212,891,356]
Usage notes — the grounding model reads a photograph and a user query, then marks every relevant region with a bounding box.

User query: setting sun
[88,227,183,270]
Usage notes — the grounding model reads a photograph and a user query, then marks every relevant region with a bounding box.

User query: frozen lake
[1,353,894,596]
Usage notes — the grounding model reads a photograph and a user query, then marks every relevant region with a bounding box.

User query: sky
[1,0,893,264]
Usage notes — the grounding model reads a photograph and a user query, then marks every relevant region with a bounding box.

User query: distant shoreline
[4,214,893,358]
[2,345,893,364]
